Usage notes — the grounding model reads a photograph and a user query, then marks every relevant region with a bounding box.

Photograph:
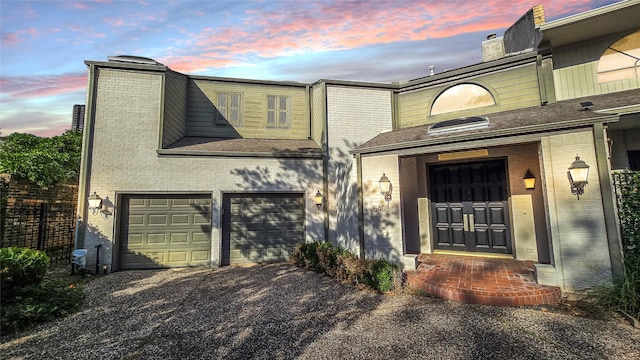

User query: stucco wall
[325,86,393,254]
[82,68,324,269]
[540,130,613,291]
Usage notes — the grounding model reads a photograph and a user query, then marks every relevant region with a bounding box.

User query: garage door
[119,194,211,269]
[222,193,304,265]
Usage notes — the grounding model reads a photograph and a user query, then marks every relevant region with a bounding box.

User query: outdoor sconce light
[87,192,102,215]
[87,192,111,218]
[314,190,324,211]
[523,169,536,190]
[568,155,590,199]
[374,173,392,212]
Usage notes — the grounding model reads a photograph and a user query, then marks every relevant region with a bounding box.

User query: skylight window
[427,116,490,135]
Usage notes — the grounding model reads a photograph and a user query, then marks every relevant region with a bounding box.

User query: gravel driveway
[1,264,639,359]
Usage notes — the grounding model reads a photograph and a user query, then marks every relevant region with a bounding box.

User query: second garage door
[119,194,212,269]
[222,193,305,265]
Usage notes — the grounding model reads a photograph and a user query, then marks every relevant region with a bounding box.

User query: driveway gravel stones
[1,264,638,359]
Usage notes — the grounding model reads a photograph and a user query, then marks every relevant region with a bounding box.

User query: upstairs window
[267,95,290,128]
[430,84,495,116]
[216,92,241,125]
[597,30,640,83]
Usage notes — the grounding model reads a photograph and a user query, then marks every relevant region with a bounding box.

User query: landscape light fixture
[523,169,536,190]
[568,155,590,199]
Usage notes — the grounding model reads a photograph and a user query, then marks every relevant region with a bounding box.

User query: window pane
[218,93,227,108]
[431,84,495,115]
[267,95,276,110]
[279,110,287,126]
[230,93,239,108]
[279,96,287,110]
[597,30,640,83]
[267,111,276,125]
[230,108,239,123]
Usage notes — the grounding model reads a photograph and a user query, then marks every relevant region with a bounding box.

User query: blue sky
[0,0,619,137]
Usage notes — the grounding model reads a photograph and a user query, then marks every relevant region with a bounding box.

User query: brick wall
[325,86,393,254]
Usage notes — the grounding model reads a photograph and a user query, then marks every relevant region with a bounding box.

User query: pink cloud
[1,32,20,46]
[72,2,89,10]
[159,55,237,73]
[0,73,87,100]
[174,0,603,67]
[103,17,126,26]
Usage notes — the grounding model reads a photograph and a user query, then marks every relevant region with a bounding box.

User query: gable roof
[353,88,640,155]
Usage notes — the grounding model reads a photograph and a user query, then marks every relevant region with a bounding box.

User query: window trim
[215,92,242,126]
[266,95,290,128]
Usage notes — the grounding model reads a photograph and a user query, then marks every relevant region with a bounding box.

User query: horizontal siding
[398,63,541,128]
[162,71,187,146]
[186,79,309,139]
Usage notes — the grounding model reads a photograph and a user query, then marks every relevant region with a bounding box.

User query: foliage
[0,273,85,335]
[588,171,640,322]
[0,130,83,187]
[617,171,640,262]
[1,247,50,295]
[290,241,399,293]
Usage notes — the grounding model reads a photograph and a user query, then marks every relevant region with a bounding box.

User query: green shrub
[290,241,399,293]
[1,247,50,295]
[0,278,85,334]
[370,259,399,292]
[589,256,639,322]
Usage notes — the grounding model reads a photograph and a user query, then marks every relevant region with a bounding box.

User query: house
[76,1,640,293]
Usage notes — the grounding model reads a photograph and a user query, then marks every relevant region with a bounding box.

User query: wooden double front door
[429,159,512,254]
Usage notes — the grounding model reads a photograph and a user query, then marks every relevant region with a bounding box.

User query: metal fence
[1,202,77,266]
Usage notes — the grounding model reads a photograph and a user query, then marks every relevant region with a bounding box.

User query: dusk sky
[0,0,620,137]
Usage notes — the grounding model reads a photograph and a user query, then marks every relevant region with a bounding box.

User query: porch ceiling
[353,88,640,154]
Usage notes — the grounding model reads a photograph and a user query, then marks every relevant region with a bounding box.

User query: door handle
[463,214,469,231]
[469,214,475,232]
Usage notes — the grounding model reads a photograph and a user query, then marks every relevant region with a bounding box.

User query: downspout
[75,63,98,249]
[593,122,624,280]
[536,54,548,105]
[356,152,365,259]
[322,83,330,243]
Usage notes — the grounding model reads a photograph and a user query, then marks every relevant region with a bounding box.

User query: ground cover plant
[1,247,86,336]
[290,241,399,292]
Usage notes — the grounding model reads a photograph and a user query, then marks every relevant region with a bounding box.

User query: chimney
[482,34,505,62]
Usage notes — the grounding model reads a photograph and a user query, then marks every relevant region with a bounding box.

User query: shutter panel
[278,96,288,127]
[229,93,240,124]
[217,93,227,123]
[267,95,276,126]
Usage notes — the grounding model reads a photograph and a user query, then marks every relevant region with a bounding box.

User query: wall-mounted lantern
[314,190,323,211]
[87,192,111,218]
[523,169,536,190]
[87,192,102,215]
[568,155,590,199]
[374,173,392,212]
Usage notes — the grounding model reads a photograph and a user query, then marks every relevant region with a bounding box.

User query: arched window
[431,84,495,116]
[597,30,640,83]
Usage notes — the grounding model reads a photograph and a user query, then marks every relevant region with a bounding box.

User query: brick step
[404,254,561,306]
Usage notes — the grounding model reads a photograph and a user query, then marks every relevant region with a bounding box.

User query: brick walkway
[405,254,561,306]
